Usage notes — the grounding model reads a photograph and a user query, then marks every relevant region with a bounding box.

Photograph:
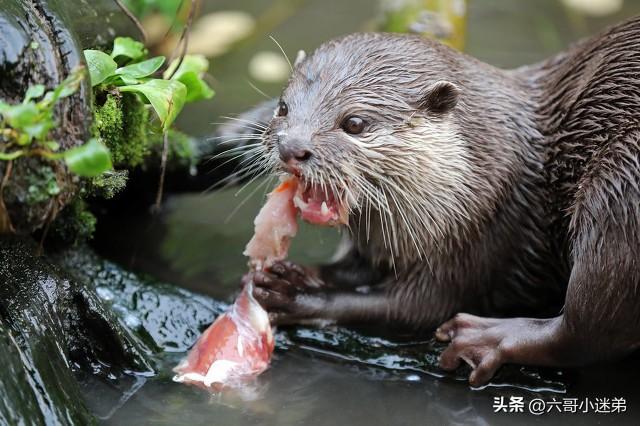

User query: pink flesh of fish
[243,177,300,269]
[173,177,299,390]
[172,282,274,389]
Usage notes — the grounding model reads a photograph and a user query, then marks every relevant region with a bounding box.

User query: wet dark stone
[0,236,152,425]
[278,327,567,393]
[54,248,227,354]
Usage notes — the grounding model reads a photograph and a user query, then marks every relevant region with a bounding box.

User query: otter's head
[261,33,515,266]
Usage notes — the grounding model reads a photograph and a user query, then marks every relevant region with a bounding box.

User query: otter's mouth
[292,179,349,226]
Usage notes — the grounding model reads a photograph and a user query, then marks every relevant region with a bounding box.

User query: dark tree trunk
[0,0,140,234]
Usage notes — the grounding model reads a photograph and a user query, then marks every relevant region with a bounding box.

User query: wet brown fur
[247,17,640,377]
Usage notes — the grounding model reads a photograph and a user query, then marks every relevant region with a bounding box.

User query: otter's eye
[277,101,288,117]
[341,116,365,135]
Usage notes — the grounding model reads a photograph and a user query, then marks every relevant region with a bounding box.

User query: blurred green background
[165,0,640,137]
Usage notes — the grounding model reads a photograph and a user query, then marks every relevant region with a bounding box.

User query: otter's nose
[278,141,312,164]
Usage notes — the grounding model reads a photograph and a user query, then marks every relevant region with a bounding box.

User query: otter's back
[536,17,640,236]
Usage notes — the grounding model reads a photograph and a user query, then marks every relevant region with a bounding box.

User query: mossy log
[0,1,149,423]
[0,0,267,231]
[0,0,139,234]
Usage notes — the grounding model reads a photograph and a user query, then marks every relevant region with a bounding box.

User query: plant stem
[165,0,199,79]
[115,0,148,43]
[0,160,15,233]
[154,130,170,211]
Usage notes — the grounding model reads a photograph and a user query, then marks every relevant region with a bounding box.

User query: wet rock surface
[54,248,227,355]
[278,327,567,393]
[0,236,150,425]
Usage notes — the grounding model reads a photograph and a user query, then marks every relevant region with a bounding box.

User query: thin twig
[153,0,199,210]
[37,200,57,256]
[115,0,148,43]
[154,130,170,211]
[166,0,199,79]
[0,160,12,194]
[162,0,186,39]
[0,160,15,233]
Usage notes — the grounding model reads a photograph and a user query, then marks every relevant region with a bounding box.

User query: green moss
[93,95,122,149]
[25,164,60,204]
[49,199,97,245]
[87,170,128,199]
[92,93,150,168]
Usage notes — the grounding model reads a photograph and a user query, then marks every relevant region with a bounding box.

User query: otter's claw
[435,313,510,387]
[244,261,328,325]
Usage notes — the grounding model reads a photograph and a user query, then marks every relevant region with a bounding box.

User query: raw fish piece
[243,177,299,269]
[173,282,274,388]
[174,178,299,390]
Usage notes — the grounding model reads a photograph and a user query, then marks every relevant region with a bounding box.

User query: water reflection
[103,351,640,425]
[104,353,509,425]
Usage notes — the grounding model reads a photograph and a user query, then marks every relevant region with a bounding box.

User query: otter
[236,17,640,387]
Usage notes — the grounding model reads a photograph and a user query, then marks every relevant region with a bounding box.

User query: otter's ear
[419,81,460,114]
[294,50,307,68]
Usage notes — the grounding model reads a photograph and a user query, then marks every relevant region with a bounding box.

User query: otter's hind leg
[435,137,640,386]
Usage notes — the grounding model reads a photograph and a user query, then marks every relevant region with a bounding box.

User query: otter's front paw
[434,313,510,387]
[435,314,564,387]
[245,261,330,325]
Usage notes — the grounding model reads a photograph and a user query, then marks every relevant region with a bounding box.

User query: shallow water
[91,0,640,424]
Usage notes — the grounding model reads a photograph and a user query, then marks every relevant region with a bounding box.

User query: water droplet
[124,313,142,329]
[96,286,114,301]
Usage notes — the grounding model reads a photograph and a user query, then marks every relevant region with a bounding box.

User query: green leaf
[3,103,39,130]
[43,141,60,151]
[57,68,85,98]
[156,0,183,15]
[84,50,117,86]
[120,75,142,85]
[120,79,187,131]
[176,71,215,102]
[41,67,85,106]
[24,85,45,103]
[63,138,112,177]
[116,56,165,79]
[0,150,24,160]
[0,102,10,114]
[23,120,54,141]
[17,133,30,145]
[163,54,209,80]
[111,37,147,62]
[164,55,213,103]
